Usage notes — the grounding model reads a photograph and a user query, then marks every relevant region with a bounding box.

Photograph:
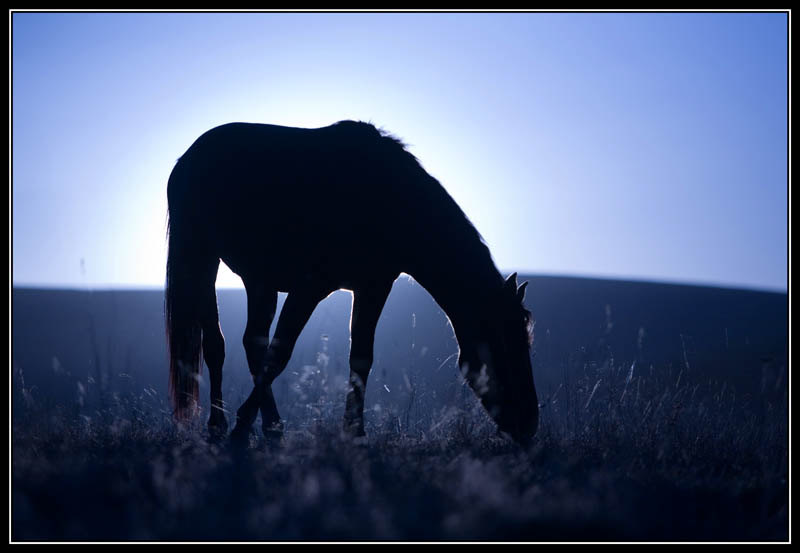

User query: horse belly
[218,217,393,292]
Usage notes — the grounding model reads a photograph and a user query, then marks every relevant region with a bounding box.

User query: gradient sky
[12,12,788,291]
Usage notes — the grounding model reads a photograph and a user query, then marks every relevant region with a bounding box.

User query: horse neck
[406,229,504,343]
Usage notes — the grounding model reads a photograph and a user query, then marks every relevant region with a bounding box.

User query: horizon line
[10,271,789,295]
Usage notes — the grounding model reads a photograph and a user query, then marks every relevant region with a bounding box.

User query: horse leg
[200,279,227,439]
[343,282,392,438]
[258,289,327,437]
[230,281,277,441]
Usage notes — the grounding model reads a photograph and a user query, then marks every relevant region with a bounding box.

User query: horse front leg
[343,282,392,438]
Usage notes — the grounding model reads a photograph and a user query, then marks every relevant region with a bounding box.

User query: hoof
[342,419,366,440]
[207,416,229,442]
[262,420,284,441]
[229,424,254,449]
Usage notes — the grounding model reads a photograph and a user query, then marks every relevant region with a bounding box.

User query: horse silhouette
[165,121,539,443]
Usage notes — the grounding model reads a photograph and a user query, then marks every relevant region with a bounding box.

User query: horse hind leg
[257,289,328,438]
[200,280,227,440]
[230,280,277,444]
[203,326,226,438]
[203,304,228,438]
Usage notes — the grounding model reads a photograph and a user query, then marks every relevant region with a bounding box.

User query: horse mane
[332,120,492,257]
[330,121,534,350]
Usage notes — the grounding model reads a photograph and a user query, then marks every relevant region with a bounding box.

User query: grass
[11,355,788,542]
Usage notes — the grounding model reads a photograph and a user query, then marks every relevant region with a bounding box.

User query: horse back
[168,122,421,287]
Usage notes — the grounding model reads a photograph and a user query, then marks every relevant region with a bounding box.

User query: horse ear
[517,281,528,301]
[505,272,518,291]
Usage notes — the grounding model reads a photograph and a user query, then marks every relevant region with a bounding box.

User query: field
[11,276,789,541]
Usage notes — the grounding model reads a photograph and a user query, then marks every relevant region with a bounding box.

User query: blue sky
[12,12,788,291]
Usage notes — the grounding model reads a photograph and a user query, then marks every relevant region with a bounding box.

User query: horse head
[458,273,539,444]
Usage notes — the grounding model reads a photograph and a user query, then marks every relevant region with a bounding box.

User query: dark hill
[12,275,787,425]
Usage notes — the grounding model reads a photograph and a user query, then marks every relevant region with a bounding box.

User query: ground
[12,360,788,542]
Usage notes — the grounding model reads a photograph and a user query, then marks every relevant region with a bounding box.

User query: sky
[11,12,789,291]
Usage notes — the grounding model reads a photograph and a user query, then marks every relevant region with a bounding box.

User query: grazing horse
[165,121,539,443]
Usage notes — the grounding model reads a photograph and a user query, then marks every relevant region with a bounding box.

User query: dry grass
[11,357,788,542]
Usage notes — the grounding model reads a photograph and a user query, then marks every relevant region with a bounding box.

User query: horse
[165,120,539,444]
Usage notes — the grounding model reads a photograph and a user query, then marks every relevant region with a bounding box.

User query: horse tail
[165,168,217,420]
